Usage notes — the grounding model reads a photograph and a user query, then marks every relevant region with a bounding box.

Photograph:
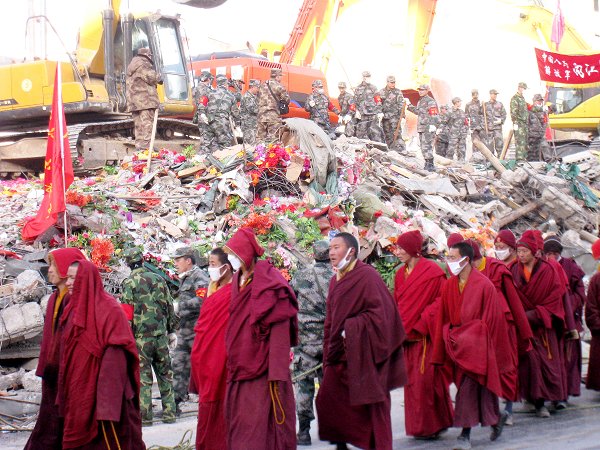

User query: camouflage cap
[216,74,228,85]
[489,89,499,94]
[471,89,479,94]
[173,246,195,259]
[270,68,282,77]
[362,70,371,78]
[313,240,330,261]
[518,82,528,89]
[440,104,449,110]
[338,81,347,88]
[452,96,461,104]
[386,75,396,83]
[417,84,429,91]
[137,47,152,58]
[199,70,213,82]
[533,93,544,101]
[123,246,144,263]
[312,79,323,88]
[249,79,260,87]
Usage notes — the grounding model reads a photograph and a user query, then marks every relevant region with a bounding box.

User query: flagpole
[56,65,68,248]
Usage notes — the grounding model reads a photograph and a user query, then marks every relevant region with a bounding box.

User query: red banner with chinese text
[535,48,600,85]
[22,65,74,241]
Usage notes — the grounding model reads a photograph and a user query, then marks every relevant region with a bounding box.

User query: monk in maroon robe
[189,248,233,450]
[317,233,406,450]
[433,242,510,450]
[58,260,144,449]
[510,230,566,418]
[24,248,86,450]
[224,228,298,450]
[394,230,453,439]
[494,229,518,265]
[585,239,600,391]
[544,236,587,398]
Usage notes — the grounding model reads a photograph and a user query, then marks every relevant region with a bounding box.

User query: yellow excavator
[0,0,225,173]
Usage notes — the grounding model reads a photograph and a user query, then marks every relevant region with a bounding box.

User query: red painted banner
[535,48,600,85]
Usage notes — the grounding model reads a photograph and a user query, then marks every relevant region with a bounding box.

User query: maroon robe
[559,257,586,396]
[586,272,600,390]
[316,261,406,450]
[190,282,232,450]
[394,258,453,437]
[433,270,511,427]
[57,261,144,449]
[480,257,532,401]
[225,261,298,450]
[510,258,566,402]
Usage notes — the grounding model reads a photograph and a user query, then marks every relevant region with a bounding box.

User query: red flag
[22,64,74,241]
[551,0,565,51]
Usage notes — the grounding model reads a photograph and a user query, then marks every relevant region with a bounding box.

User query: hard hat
[533,93,544,101]
[452,97,461,104]
[312,240,330,261]
[123,247,144,264]
[338,81,347,88]
[489,89,499,95]
[386,75,396,83]
[199,70,213,82]
[249,79,260,87]
[362,71,371,78]
[137,47,152,58]
[270,68,282,78]
[518,82,528,89]
[417,84,429,91]
[312,79,324,88]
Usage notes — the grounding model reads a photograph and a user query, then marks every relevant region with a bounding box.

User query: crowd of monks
[23,225,600,450]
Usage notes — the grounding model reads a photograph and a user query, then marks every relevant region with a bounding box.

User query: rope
[147,429,195,450]
[110,422,122,450]
[269,381,286,425]
[419,336,427,375]
[101,422,112,450]
[542,330,553,360]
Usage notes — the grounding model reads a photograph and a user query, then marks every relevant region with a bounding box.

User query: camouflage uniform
[305,80,339,134]
[120,260,178,424]
[194,72,215,153]
[527,94,550,161]
[353,71,385,142]
[290,240,334,444]
[447,99,469,160]
[172,264,210,406]
[465,91,484,143]
[435,105,450,158]
[126,48,161,151]
[240,79,259,145]
[483,91,507,155]
[408,85,440,169]
[207,75,238,149]
[338,83,356,137]
[510,84,529,161]
[257,69,291,143]
[378,76,406,151]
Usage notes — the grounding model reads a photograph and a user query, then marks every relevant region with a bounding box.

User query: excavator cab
[548,86,600,135]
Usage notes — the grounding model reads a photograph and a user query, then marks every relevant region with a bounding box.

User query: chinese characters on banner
[535,48,600,84]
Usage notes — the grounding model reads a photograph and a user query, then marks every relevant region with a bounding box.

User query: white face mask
[335,248,353,272]
[448,256,467,276]
[495,248,510,261]
[228,254,242,272]
[208,265,225,282]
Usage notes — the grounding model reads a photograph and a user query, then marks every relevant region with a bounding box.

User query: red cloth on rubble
[57,261,143,449]
[480,257,533,401]
[224,260,298,450]
[510,258,567,402]
[394,258,453,437]
[190,282,232,450]
[316,261,406,450]
[586,272,600,390]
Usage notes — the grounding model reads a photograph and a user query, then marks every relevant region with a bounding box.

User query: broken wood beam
[472,139,506,174]
[494,201,540,229]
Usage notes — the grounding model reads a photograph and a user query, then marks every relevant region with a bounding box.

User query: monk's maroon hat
[467,239,482,260]
[494,229,516,249]
[396,230,423,257]
[224,227,265,268]
[447,232,464,248]
[532,230,544,252]
[517,230,539,254]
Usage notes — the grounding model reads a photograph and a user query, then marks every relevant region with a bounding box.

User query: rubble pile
[0,118,599,429]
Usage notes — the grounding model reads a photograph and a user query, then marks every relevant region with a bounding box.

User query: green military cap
[270,68,282,78]
[417,84,429,91]
[471,89,479,94]
[312,240,330,261]
[199,70,213,81]
[489,89,499,94]
[362,70,371,78]
[518,82,528,89]
[452,97,461,104]
[216,74,228,85]
[249,79,260,87]
[312,79,323,88]
[338,81,347,88]
[173,246,195,259]
[123,246,144,263]
[386,75,396,83]
[533,93,544,101]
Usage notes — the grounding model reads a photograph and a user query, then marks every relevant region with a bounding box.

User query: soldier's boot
[424,159,435,172]
[297,419,312,446]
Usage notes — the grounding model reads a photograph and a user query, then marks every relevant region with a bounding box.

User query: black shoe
[297,428,311,446]
[490,411,509,441]
[335,444,349,450]
[424,160,435,172]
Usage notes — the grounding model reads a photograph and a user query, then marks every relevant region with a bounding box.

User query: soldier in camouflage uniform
[207,74,238,150]
[194,71,215,153]
[171,246,210,412]
[120,247,178,426]
[435,104,450,158]
[378,75,406,152]
[465,89,484,143]
[483,89,507,155]
[446,97,469,161]
[305,79,340,136]
[353,71,385,142]
[510,82,529,161]
[126,47,162,151]
[528,93,550,161]
[407,84,440,171]
[240,79,260,145]
[290,240,334,446]
[257,68,291,143]
[337,81,356,137]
